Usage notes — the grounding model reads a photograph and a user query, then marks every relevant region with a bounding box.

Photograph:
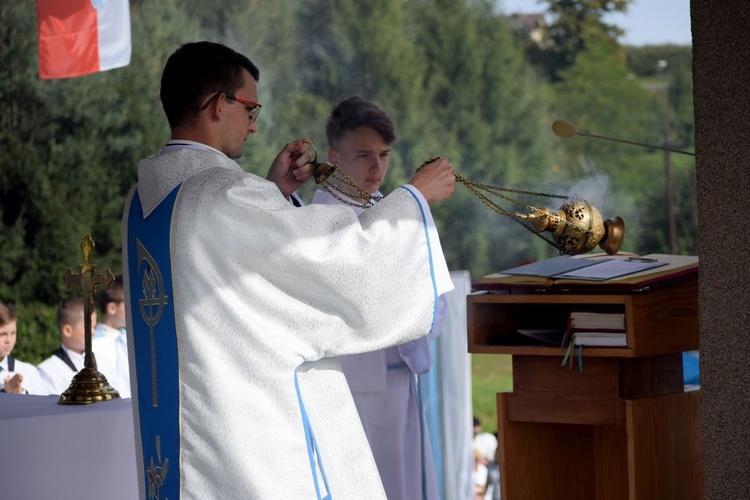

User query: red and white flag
[36,0,131,80]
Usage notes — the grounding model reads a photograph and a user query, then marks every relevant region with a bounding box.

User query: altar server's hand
[267,139,316,199]
[408,157,456,203]
[3,373,25,394]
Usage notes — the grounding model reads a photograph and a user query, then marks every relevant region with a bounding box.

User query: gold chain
[304,139,382,209]
[417,158,572,251]
[319,169,383,209]
[454,173,563,250]
[306,146,585,253]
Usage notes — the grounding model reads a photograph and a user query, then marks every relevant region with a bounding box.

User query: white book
[572,331,627,347]
[569,311,626,331]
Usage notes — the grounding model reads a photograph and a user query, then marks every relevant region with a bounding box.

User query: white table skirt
[0,394,139,500]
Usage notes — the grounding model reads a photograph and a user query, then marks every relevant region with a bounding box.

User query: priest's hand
[267,139,316,199]
[408,157,456,203]
[3,373,25,394]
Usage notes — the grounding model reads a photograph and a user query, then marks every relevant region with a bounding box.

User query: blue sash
[126,186,181,500]
[295,371,332,500]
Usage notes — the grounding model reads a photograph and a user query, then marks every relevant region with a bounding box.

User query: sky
[498,0,692,46]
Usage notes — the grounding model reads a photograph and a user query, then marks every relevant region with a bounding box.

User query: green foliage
[11,302,59,365]
[408,0,556,276]
[544,0,631,49]
[0,0,199,305]
[625,44,693,77]
[549,39,674,254]
[526,0,633,81]
[471,354,513,435]
[638,162,697,255]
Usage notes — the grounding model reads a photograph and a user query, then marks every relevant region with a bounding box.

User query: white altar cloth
[0,394,138,500]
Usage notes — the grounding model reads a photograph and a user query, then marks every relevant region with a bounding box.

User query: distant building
[509,12,547,47]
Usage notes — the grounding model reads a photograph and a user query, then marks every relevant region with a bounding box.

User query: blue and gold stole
[126,185,181,500]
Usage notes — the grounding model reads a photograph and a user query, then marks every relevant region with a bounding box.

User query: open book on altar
[475,253,699,292]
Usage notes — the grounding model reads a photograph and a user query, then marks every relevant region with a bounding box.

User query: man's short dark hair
[160,41,260,129]
[325,96,396,147]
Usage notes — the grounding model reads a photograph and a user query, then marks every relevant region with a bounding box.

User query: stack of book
[568,311,627,347]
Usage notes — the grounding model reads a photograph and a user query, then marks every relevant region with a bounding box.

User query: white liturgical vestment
[312,188,442,500]
[123,145,452,500]
[93,323,131,398]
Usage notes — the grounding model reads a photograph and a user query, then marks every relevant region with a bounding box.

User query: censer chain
[455,175,563,251]
[311,151,587,252]
[319,168,382,209]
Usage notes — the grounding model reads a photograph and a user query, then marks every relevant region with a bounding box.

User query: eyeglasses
[200,92,262,123]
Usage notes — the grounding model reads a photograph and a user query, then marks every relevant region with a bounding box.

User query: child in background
[473,448,489,500]
[0,301,48,395]
[38,297,96,395]
[93,274,130,397]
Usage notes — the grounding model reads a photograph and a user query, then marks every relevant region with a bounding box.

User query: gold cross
[62,235,114,371]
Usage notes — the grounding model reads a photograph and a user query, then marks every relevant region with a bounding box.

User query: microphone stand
[552,119,695,156]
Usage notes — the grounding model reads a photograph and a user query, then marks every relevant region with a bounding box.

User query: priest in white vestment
[122,41,456,500]
[312,96,442,500]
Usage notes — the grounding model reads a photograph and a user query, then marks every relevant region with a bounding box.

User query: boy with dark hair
[0,301,47,395]
[38,296,96,395]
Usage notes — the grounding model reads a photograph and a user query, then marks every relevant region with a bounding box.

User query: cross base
[58,367,121,405]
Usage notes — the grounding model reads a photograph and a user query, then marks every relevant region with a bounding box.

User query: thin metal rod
[577,131,695,156]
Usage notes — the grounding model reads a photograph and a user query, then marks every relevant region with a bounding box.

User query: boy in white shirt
[38,297,96,395]
[0,300,47,395]
[92,273,130,397]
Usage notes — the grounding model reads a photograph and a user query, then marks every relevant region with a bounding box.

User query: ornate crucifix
[59,234,120,404]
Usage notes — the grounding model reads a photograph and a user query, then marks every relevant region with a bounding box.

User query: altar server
[0,301,47,395]
[312,95,442,500]
[38,297,96,395]
[93,273,131,397]
[122,41,455,500]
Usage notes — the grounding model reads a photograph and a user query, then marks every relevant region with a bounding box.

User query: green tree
[410,0,557,276]
[625,44,692,78]
[551,39,671,254]
[626,45,695,254]
[0,0,200,305]
[281,0,435,193]
[525,0,633,81]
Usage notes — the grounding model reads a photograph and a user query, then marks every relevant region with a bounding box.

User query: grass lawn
[471,353,513,435]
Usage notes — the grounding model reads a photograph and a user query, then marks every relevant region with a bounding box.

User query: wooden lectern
[469,270,702,499]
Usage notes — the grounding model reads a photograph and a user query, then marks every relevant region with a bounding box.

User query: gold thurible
[417,157,626,255]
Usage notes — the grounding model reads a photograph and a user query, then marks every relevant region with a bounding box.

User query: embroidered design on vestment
[136,238,169,407]
[147,435,170,499]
